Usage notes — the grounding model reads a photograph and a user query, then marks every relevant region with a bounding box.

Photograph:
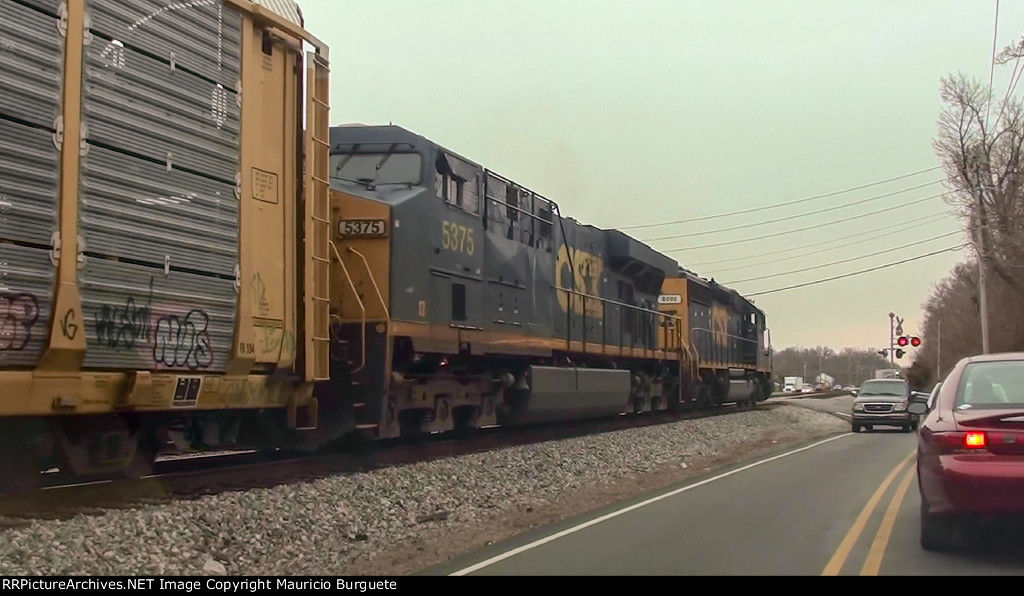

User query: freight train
[0,0,772,492]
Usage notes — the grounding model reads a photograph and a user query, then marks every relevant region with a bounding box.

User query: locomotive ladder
[306,51,332,382]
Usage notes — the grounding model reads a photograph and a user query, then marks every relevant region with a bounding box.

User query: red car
[910,352,1024,551]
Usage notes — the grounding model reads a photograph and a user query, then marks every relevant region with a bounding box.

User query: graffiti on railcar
[95,295,152,350]
[0,292,39,351]
[153,310,214,371]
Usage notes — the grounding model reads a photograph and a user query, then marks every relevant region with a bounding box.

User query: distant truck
[875,369,901,379]
[784,377,804,392]
[815,373,835,391]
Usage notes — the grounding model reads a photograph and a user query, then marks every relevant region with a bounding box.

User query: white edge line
[449,432,853,576]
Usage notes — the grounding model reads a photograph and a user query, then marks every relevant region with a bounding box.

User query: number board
[658,295,683,305]
[338,219,387,237]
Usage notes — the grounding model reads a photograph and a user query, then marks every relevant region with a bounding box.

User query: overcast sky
[299,0,1024,352]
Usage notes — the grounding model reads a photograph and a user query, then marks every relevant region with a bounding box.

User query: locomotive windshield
[330,151,422,188]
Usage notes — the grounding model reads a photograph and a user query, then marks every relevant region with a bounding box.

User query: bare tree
[933,41,1024,289]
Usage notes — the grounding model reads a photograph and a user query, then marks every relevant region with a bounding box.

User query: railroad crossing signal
[896,335,921,348]
[896,349,905,359]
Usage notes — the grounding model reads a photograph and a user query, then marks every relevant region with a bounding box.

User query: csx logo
[712,304,730,347]
[555,245,604,319]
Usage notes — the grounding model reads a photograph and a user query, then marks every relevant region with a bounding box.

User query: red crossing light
[897,336,909,347]
[910,336,921,347]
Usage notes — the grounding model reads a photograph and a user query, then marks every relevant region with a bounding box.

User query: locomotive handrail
[690,327,760,345]
[553,285,684,321]
[330,241,366,374]
[484,194,554,225]
[346,246,390,320]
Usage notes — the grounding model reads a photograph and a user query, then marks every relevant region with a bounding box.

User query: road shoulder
[404,405,849,577]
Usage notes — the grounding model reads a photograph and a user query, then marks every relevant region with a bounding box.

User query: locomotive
[0,0,771,493]
[327,124,775,439]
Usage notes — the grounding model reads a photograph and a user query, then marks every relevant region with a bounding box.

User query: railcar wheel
[0,452,39,495]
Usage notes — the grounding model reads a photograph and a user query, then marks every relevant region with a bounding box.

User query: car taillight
[965,432,987,448]
[931,431,988,453]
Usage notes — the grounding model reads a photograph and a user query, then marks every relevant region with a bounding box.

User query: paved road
[424,409,1024,575]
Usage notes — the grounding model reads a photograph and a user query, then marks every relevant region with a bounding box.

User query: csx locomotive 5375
[0,0,772,492]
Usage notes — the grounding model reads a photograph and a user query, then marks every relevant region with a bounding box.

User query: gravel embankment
[0,404,847,576]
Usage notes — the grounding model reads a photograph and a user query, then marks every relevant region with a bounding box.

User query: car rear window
[956,361,1024,408]
[859,380,907,396]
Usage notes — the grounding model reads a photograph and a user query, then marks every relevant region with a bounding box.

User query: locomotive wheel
[696,386,712,409]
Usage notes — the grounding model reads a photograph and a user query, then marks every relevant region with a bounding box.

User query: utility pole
[979,253,990,354]
[976,177,991,354]
[937,320,942,379]
[889,312,896,369]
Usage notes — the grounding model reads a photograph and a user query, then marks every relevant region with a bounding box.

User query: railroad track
[0,400,787,524]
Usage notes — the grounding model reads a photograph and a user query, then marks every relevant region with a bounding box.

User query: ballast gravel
[0,403,847,576]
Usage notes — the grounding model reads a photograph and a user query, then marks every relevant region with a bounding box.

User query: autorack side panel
[77,0,242,372]
[239,3,322,376]
[0,1,65,367]
[77,258,236,371]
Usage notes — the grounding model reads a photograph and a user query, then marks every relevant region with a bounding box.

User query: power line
[720,231,964,285]
[662,191,951,252]
[743,245,968,297]
[642,180,941,242]
[986,0,1000,125]
[617,166,942,230]
[994,44,1023,126]
[699,212,955,272]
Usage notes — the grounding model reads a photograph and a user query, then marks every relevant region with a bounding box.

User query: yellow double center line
[821,449,917,576]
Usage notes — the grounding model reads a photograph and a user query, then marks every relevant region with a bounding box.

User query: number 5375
[442,221,474,255]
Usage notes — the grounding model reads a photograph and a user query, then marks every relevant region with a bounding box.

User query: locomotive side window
[538,205,553,238]
[436,152,481,215]
[330,151,421,187]
[506,186,520,221]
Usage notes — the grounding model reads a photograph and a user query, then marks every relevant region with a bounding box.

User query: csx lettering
[555,245,604,319]
[442,221,474,255]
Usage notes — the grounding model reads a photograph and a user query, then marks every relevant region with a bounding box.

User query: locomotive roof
[678,268,762,313]
[329,123,689,281]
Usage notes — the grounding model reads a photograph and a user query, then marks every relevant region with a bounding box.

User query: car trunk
[953,409,1024,455]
